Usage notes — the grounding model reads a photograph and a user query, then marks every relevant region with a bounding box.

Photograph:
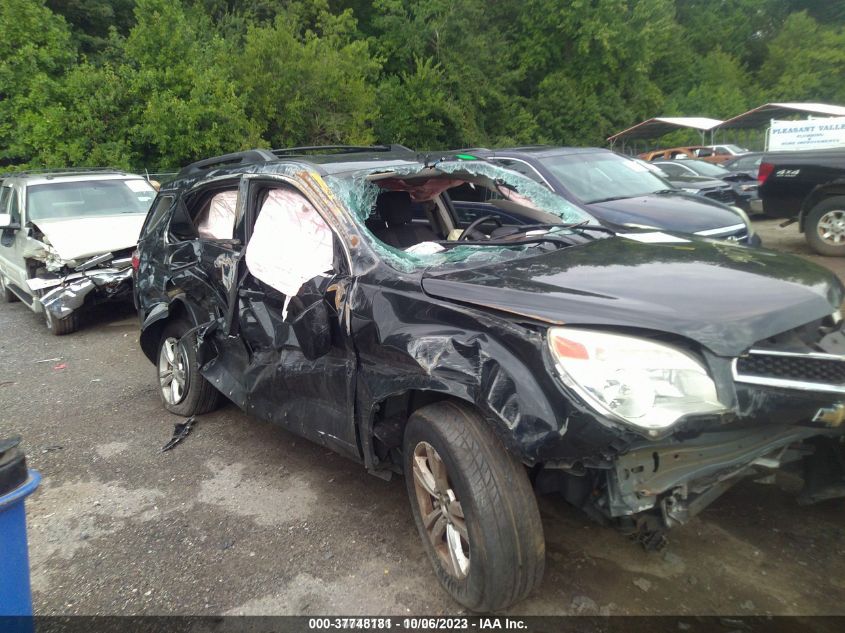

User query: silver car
[0,169,155,334]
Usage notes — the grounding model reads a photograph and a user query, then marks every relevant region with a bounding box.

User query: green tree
[374,56,464,148]
[232,2,380,147]
[516,0,675,145]
[0,0,75,166]
[668,49,755,119]
[122,0,261,168]
[45,0,136,56]
[759,11,845,104]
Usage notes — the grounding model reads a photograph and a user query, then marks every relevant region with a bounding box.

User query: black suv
[134,146,845,611]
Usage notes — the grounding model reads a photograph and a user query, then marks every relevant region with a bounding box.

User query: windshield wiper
[586,195,632,203]
[437,234,581,249]
[436,222,614,250]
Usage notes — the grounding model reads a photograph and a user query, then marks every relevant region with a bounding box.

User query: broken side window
[143,195,175,233]
[245,187,334,300]
[195,190,238,241]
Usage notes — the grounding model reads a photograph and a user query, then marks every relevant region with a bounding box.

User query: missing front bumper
[607,425,844,526]
[32,268,133,319]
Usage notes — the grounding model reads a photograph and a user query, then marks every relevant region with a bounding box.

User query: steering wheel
[458,214,503,241]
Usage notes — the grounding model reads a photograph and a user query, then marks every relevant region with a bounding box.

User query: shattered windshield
[27,179,156,221]
[325,159,596,272]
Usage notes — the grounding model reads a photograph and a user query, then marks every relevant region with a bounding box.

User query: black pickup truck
[758,148,845,255]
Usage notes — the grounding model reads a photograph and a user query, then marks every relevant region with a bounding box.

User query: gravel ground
[1,224,844,616]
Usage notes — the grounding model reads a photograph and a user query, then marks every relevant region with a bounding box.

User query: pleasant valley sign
[768,116,845,151]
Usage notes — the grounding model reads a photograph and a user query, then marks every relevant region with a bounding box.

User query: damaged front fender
[32,267,133,319]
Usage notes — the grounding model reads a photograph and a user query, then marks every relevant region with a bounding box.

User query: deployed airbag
[245,188,333,300]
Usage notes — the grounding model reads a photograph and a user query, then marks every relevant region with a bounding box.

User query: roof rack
[269,144,413,157]
[177,149,278,177]
[0,167,129,179]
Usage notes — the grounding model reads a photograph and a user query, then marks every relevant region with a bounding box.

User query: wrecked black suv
[135,145,845,611]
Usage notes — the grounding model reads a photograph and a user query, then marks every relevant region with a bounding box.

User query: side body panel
[759,150,845,219]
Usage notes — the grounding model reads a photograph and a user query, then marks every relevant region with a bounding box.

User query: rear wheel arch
[800,183,845,232]
[139,298,192,363]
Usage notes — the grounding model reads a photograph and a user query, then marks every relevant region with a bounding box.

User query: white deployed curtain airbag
[245,189,334,316]
[196,190,238,240]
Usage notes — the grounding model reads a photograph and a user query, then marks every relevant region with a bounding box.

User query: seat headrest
[375,191,413,226]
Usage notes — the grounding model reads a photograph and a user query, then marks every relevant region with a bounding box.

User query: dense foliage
[2,0,844,170]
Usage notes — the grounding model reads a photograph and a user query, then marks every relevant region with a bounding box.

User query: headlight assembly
[548,328,726,431]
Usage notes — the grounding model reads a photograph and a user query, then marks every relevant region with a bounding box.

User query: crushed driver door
[207,178,359,460]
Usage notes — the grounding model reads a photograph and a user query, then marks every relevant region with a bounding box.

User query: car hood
[33,214,146,261]
[422,236,842,357]
[586,193,741,234]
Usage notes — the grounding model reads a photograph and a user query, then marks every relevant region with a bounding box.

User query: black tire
[403,401,545,612]
[44,308,80,335]
[0,275,18,303]
[805,196,845,256]
[156,319,221,416]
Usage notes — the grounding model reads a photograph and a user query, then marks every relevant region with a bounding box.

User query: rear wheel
[403,401,545,612]
[157,320,221,416]
[44,308,80,335]
[806,196,845,256]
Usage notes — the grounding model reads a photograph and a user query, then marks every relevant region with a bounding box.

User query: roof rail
[177,149,278,177]
[174,144,416,179]
[0,167,129,179]
[269,144,413,157]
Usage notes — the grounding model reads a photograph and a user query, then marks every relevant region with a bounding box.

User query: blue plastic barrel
[0,437,41,616]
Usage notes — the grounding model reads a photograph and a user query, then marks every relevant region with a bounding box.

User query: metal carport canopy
[718,102,845,129]
[607,117,724,143]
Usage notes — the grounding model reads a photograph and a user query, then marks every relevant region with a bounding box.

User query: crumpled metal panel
[39,268,132,318]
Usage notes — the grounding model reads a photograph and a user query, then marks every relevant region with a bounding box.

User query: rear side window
[656,162,688,177]
[169,180,241,242]
[195,190,238,240]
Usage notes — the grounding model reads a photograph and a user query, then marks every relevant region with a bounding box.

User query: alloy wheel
[817,209,845,245]
[411,441,470,579]
[159,336,189,405]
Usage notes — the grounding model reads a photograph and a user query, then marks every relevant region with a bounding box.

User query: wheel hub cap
[159,337,189,405]
[412,441,470,579]
[817,210,845,245]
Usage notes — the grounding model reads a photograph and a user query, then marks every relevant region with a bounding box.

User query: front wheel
[806,196,845,256]
[44,308,80,335]
[403,401,545,612]
[0,274,19,303]
[156,320,221,416]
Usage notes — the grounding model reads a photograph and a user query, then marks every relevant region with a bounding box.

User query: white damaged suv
[0,169,156,334]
